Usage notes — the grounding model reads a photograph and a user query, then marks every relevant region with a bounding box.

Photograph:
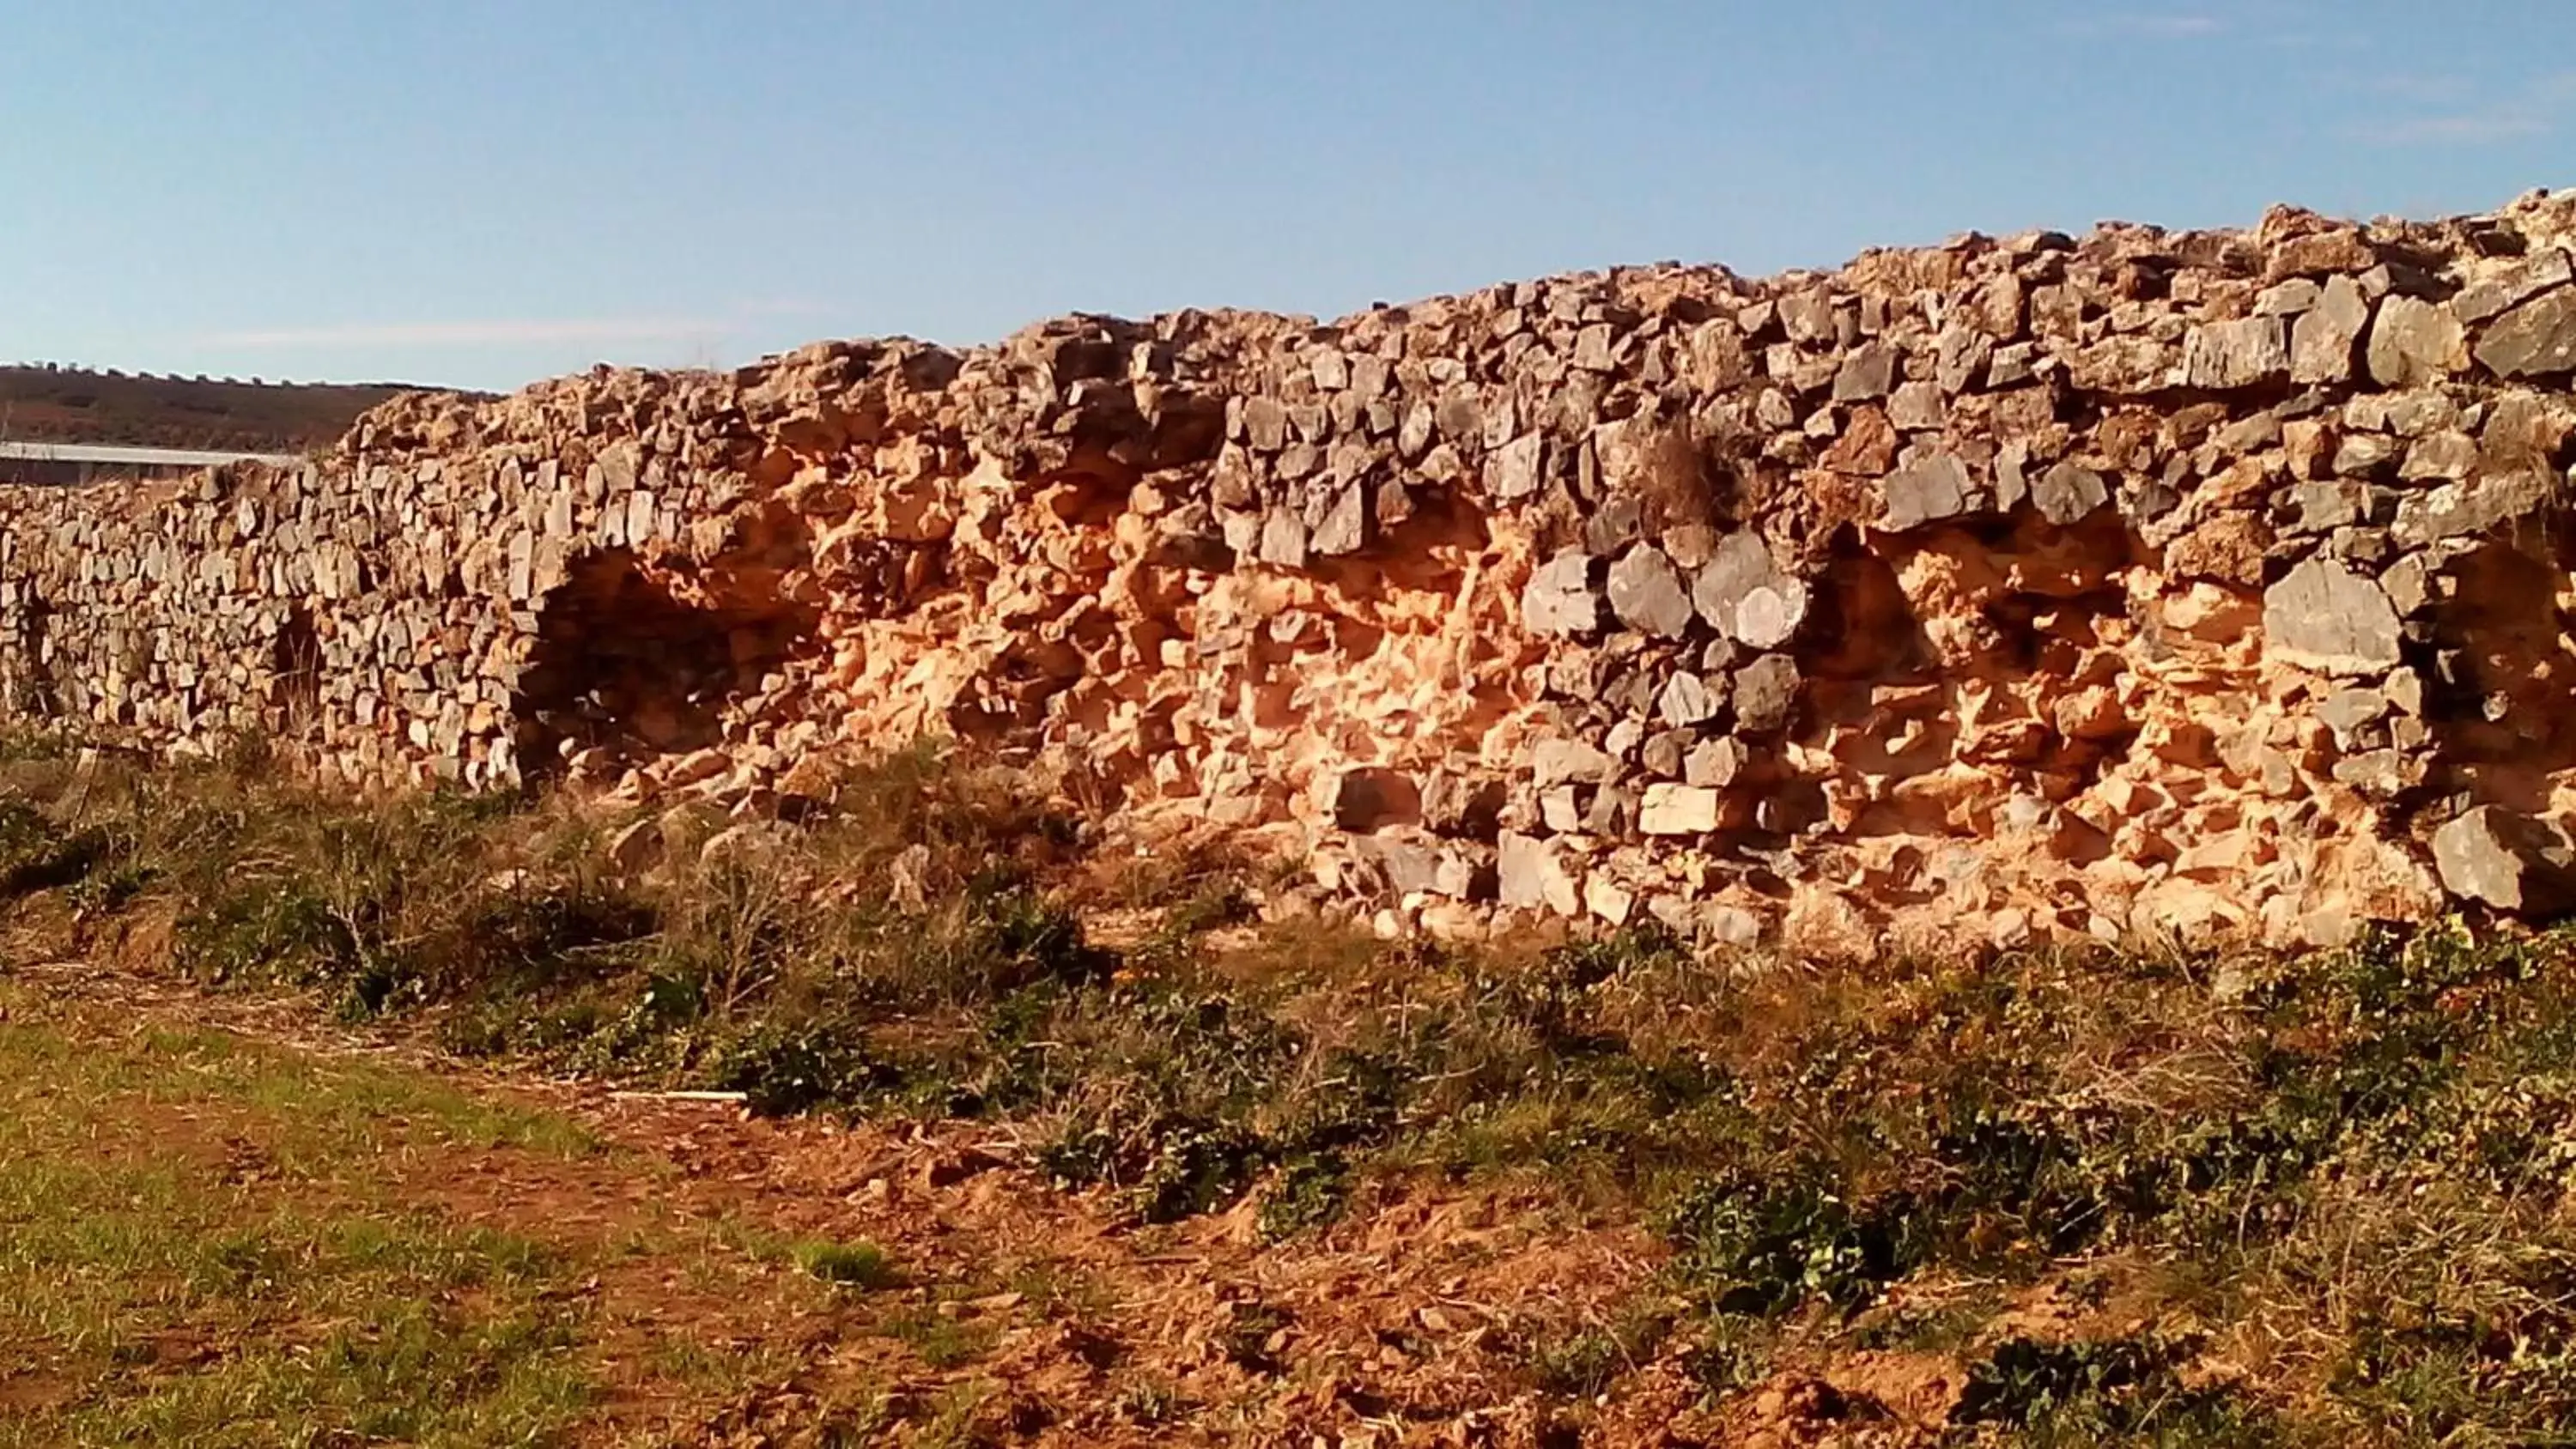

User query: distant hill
[0,366,432,454]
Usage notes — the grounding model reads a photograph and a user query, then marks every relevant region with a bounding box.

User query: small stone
[1572,324,1618,372]
[2380,552,2435,616]
[2333,433,2398,477]
[1656,672,1723,727]
[1832,343,1897,401]
[2217,411,2284,455]
[2283,418,2335,479]
[2315,688,2391,746]
[2381,389,2461,437]
[1585,874,1635,925]
[2256,278,2323,316]
[1703,905,1763,948]
[1685,737,1750,789]
[2287,481,2359,533]
[1732,654,1801,734]
[2030,462,2109,525]
[2366,295,2467,388]
[2331,749,2413,799]
[1937,326,1994,394]
[1732,582,1808,650]
[2398,431,2479,482]
[2386,665,2427,716]
[2263,558,2403,676]
[1987,343,2037,388]
[1522,549,1601,637]
[1498,831,1583,916]
[1888,379,1946,431]
[1487,433,1546,500]
[1605,545,1697,640]
[2433,807,2576,915]
[1642,728,1692,779]
[2184,316,2290,390]
[2474,288,2576,378]
[1532,737,1617,789]
[1639,784,1722,835]
[1309,482,1368,555]
[1359,839,1445,896]
[2391,471,2553,547]
[1540,787,1585,834]
[1257,508,1309,568]
[1242,397,1290,452]
[1881,452,1971,531]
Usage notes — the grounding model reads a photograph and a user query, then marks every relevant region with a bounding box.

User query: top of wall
[330,187,2576,479]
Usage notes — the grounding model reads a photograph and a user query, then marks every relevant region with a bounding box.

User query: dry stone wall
[15,191,2576,957]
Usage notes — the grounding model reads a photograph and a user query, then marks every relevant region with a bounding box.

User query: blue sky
[4,1,2572,392]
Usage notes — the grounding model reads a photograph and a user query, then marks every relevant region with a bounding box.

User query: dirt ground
[2,955,1943,1449]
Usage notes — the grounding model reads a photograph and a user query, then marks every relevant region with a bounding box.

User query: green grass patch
[0,979,877,1446]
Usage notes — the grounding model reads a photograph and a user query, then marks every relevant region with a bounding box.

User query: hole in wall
[513,547,818,779]
[270,606,322,737]
[8,597,59,719]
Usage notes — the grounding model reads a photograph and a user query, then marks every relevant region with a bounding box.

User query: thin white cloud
[2349,73,2475,106]
[2120,13,2226,37]
[2062,11,2228,39]
[2353,70,2576,146]
[200,317,725,349]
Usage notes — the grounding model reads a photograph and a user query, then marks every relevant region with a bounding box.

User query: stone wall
[14,191,2576,956]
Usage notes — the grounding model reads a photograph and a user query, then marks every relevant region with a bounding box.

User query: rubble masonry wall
[13,192,2576,956]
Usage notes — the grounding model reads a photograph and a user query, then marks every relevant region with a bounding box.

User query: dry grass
[3,731,2575,1443]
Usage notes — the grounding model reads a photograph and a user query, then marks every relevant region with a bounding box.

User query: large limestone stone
[1693,531,1787,640]
[2289,274,2368,384]
[1533,737,1617,789]
[2183,317,2289,390]
[1522,549,1601,637]
[2366,295,2466,388]
[1732,654,1801,733]
[2474,288,2576,379]
[2262,558,2402,676]
[2433,807,2576,915]
[1639,783,1722,835]
[1605,545,1696,640]
[2030,463,2108,526]
[1881,452,1971,532]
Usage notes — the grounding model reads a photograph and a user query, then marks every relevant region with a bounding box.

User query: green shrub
[712,1020,901,1117]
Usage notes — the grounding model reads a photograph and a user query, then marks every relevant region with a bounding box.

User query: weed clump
[790,1240,896,1290]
